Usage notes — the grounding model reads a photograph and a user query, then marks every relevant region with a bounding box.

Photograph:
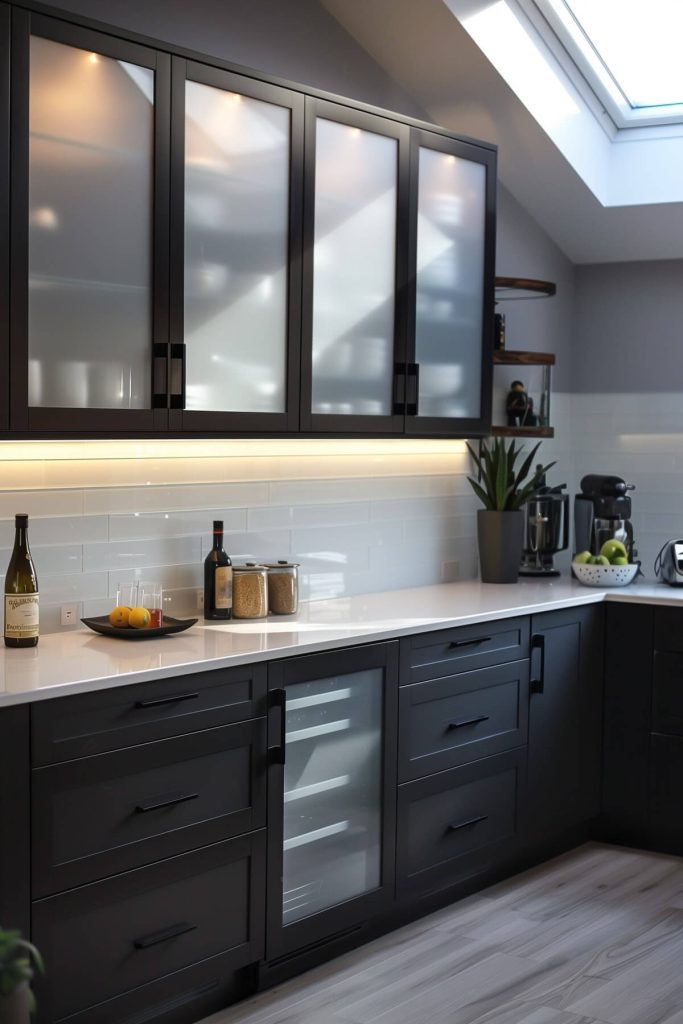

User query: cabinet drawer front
[652,652,683,736]
[32,720,266,896]
[32,831,265,1023]
[401,617,529,684]
[397,749,524,896]
[399,660,529,781]
[654,608,683,653]
[31,663,267,765]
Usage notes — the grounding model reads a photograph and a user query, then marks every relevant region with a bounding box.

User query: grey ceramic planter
[0,985,31,1024]
[477,509,524,583]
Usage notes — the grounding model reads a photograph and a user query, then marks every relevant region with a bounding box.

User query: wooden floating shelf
[493,350,555,366]
[491,425,555,439]
[494,277,557,300]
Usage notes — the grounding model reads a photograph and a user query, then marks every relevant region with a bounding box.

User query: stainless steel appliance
[574,474,636,561]
[654,540,683,585]
[520,475,569,577]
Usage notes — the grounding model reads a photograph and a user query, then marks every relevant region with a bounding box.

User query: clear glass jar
[263,561,299,615]
[232,565,268,619]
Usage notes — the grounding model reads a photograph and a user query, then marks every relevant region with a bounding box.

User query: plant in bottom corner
[465,438,554,510]
[0,928,44,1016]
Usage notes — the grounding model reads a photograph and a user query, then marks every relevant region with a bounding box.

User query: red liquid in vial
[148,609,162,627]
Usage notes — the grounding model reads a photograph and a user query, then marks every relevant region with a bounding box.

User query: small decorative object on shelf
[494,312,506,351]
[0,927,43,1024]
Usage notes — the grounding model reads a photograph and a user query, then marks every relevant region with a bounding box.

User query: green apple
[611,556,629,565]
[573,550,592,564]
[590,555,611,565]
[600,539,628,562]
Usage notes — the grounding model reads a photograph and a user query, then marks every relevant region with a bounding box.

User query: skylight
[535,0,683,125]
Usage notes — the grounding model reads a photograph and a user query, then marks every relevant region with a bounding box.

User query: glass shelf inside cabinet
[491,350,555,439]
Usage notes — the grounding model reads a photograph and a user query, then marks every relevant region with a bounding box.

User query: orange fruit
[128,606,151,629]
[109,605,131,627]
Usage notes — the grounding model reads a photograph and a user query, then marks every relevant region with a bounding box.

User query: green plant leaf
[467,477,493,510]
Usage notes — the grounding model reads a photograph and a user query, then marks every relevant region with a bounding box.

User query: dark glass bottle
[204,520,233,620]
[4,513,39,648]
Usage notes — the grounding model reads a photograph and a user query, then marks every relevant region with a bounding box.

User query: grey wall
[35,0,427,118]
[574,260,683,393]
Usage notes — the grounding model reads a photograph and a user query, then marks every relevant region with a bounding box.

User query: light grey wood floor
[201,843,683,1024]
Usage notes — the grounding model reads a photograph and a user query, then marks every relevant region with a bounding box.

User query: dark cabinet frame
[2,0,497,440]
[299,97,410,435]
[405,129,496,437]
[265,640,399,962]
[9,8,172,434]
[168,58,304,434]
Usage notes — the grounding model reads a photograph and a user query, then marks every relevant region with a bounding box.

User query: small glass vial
[264,561,299,615]
[494,312,506,351]
[232,565,268,619]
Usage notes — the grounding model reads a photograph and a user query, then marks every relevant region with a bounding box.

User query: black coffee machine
[574,474,636,562]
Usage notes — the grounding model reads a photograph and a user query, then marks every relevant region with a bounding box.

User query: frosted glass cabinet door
[173,63,303,431]
[302,101,408,433]
[10,12,168,431]
[408,132,495,435]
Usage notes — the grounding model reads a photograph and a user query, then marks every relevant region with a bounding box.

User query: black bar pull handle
[269,688,287,765]
[133,921,197,950]
[406,362,420,416]
[447,714,490,731]
[152,342,169,409]
[134,692,199,709]
[530,633,546,694]
[135,792,199,814]
[447,814,488,833]
[392,362,407,415]
[448,635,492,650]
[169,342,186,409]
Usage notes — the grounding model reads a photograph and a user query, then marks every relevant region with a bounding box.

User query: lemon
[129,606,151,629]
[109,605,131,627]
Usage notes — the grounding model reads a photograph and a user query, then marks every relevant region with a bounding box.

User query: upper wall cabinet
[3,2,496,439]
[9,10,171,433]
[168,59,303,433]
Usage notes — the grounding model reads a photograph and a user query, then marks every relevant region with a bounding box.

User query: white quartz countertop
[1,577,681,707]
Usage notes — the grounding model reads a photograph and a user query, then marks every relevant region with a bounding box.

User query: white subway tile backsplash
[84,482,270,515]
[0,489,85,519]
[84,537,202,573]
[247,502,371,531]
[108,509,247,542]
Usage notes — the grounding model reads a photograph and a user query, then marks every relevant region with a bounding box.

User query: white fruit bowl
[572,561,639,588]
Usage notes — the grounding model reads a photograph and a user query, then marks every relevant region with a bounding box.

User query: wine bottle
[4,513,39,648]
[204,520,232,620]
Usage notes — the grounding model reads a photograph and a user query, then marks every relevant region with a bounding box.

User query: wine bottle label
[215,567,233,610]
[5,594,39,639]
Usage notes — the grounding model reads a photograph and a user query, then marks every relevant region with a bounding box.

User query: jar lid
[235,563,267,573]
[262,560,300,570]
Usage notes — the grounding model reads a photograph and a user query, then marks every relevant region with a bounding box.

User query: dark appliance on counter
[519,468,569,577]
[574,474,636,561]
[654,540,683,585]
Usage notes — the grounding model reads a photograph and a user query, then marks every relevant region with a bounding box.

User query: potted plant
[466,438,554,583]
[0,929,43,1023]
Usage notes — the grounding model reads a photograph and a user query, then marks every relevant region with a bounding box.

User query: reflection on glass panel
[311,119,397,417]
[415,148,486,419]
[28,36,153,409]
[282,668,383,925]
[184,81,290,413]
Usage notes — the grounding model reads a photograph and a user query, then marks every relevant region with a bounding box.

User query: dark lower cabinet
[0,705,30,936]
[525,604,604,840]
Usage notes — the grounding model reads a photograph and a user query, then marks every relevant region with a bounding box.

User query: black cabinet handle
[447,714,490,731]
[447,814,488,833]
[152,342,169,409]
[135,792,198,814]
[169,342,186,410]
[392,363,406,414]
[448,635,492,650]
[133,921,197,950]
[134,692,199,709]
[269,688,287,765]
[406,362,420,416]
[530,633,546,694]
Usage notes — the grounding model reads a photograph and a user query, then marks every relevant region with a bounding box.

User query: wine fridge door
[266,642,398,962]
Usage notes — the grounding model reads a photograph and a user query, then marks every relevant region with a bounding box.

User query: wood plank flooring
[201,843,683,1024]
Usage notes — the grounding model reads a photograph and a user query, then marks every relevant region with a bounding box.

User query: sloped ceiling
[321,0,683,264]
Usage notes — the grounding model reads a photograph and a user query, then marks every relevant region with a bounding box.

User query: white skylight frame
[527,0,683,128]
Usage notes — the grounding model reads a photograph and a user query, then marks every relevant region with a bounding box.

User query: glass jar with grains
[263,561,299,615]
[232,565,268,619]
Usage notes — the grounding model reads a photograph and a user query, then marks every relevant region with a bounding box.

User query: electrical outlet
[196,590,204,611]
[61,604,79,626]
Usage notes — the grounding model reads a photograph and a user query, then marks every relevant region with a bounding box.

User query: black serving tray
[81,615,198,640]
